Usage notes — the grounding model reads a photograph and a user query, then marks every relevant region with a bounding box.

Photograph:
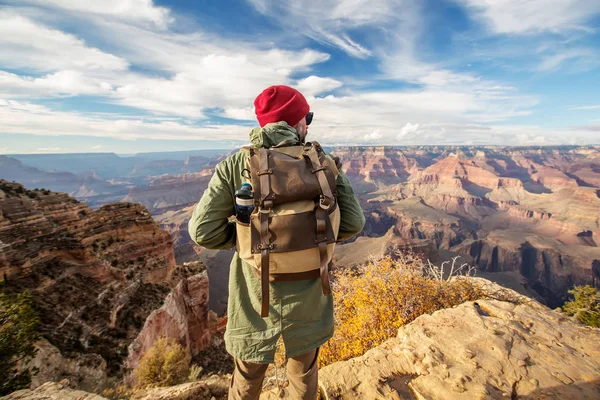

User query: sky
[0,0,599,154]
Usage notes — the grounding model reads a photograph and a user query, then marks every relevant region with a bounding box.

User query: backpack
[236,141,340,317]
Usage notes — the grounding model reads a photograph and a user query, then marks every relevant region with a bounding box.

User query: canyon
[332,146,600,307]
[3,146,600,309]
[0,181,213,391]
[2,145,600,398]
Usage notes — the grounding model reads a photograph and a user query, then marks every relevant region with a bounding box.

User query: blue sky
[0,0,599,154]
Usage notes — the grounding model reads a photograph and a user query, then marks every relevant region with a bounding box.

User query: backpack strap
[315,205,332,296]
[257,148,274,317]
[304,142,335,209]
[305,141,334,296]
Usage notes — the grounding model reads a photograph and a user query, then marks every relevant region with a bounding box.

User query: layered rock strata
[0,180,176,379]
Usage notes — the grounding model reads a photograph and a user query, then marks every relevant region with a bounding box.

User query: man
[188,85,364,399]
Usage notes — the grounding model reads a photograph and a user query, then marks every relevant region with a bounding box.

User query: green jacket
[188,122,365,362]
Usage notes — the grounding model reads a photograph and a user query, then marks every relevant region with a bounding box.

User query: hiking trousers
[228,348,319,400]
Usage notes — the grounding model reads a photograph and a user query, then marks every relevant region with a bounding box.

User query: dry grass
[319,252,484,367]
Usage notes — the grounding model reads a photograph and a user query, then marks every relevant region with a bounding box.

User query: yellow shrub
[319,254,482,366]
[101,385,133,400]
[134,337,191,389]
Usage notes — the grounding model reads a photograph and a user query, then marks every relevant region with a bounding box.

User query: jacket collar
[249,122,302,149]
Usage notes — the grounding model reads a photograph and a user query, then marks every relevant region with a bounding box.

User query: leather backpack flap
[249,148,322,206]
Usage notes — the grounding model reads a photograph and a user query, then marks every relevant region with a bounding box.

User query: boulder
[130,375,229,400]
[319,286,600,399]
[25,339,107,392]
[3,381,108,400]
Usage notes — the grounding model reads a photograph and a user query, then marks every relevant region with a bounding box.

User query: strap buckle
[257,168,273,176]
[319,196,333,210]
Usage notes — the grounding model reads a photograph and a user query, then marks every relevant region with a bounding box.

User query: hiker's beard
[295,119,308,143]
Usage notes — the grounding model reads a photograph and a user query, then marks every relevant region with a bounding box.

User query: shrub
[187,364,203,382]
[134,337,191,389]
[0,287,40,395]
[562,285,600,328]
[319,253,483,367]
[101,385,133,400]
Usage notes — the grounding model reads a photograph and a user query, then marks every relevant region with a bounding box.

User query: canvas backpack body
[235,141,340,317]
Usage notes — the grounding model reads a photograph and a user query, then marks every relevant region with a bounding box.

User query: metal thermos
[235,183,254,224]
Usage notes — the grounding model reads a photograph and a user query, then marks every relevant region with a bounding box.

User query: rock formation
[130,376,230,400]
[3,382,108,400]
[317,280,600,400]
[24,339,108,392]
[0,180,177,381]
[3,376,231,400]
[8,279,600,399]
[127,266,211,380]
[123,170,213,214]
[155,205,233,315]
[332,146,600,306]
[0,155,129,204]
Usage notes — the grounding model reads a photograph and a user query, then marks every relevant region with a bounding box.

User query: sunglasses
[306,111,314,126]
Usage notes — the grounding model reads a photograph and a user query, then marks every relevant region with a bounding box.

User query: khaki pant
[228,349,319,400]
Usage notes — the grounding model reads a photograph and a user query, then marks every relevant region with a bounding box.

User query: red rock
[126,268,211,381]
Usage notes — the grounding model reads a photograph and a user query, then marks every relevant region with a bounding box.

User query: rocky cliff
[317,280,600,400]
[0,180,181,385]
[8,279,600,400]
[127,266,211,383]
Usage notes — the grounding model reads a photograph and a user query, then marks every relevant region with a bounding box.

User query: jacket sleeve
[188,160,237,250]
[335,169,365,242]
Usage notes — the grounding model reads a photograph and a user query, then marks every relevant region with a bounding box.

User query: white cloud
[457,0,600,34]
[37,147,64,152]
[0,10,330,117]
[0,0,593,149]
[222,107,255,121]
[89,145,105,150]
[107,47,330,117]
[536,48,596,71]
[0,11,128,72]
[0,99,250,141]
[397,123,420,138]
[300,85,537,145]
[363,130,383,141]
[570,105,600,110]
[19,0,172,29]
[246,0,403,58]
[0,70,112,98]
[296,76,343,97]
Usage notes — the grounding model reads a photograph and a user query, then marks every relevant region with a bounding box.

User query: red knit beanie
[254,85,310,128]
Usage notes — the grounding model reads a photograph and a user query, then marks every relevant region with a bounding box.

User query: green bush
[562,285,600,328]
[0,286,40,395]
